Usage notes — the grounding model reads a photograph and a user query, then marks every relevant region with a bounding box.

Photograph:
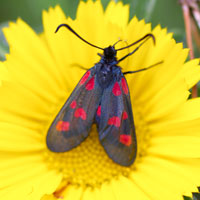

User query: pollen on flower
[45,103,149,189]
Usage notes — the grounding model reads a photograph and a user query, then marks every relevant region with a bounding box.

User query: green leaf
[183,187,200,200]
[183,196,193,200]
[0,22,9,61]
[0,0,198,58]
[193,193,200,200]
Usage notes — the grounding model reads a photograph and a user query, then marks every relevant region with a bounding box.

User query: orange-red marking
[121,78,128,95]
[74,108,87,120]
[70,100,77,109]
[56,121,70,131]
[112,82,121,96]
[120,134,132,146]
[85,77,95,90]
[80,71,91,85]
[108,116,121,127]
[97,105,101,116]
[122,111,128,120]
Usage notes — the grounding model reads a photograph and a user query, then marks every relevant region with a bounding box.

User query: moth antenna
[55,24,104,50]
[116,33,155,51]
[112,39,122,47]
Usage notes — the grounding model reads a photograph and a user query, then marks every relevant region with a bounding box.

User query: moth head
[104,46,117,60]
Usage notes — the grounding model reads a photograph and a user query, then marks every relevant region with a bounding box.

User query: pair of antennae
[55,23,155,51]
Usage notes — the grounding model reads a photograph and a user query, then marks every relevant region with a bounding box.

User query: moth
[46,24,161,166]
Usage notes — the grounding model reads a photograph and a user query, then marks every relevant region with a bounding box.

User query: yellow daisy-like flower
[0,1,200,200]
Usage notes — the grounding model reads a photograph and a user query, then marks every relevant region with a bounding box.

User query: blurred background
[0,0,199,60]
[1,0,198,60]
[0,0,186,32]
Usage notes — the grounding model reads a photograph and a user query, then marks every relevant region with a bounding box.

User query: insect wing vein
[97,76,137,166]
[47,69,103,152]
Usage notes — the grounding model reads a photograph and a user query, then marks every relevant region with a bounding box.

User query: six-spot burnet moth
[46,23,163,166]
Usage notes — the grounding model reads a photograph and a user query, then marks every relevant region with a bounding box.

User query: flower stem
[179,0,198,97]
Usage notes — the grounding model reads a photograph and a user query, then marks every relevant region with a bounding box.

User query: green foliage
[184,187,200,200]
[184,196,193,200]
[0,0,185,34]
[0,0,199,60]
[0,22,9,61]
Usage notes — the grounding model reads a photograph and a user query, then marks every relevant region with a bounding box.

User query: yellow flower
[0,1,200,200]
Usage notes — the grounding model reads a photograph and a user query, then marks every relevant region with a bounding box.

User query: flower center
[44,107,149,188]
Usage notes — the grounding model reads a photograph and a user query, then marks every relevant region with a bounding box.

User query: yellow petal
[100,182,116,200]
[0,164,61,200]
[0,82,54,129]
[0,123,43,151]
[111,176,151,200]
[82,187,97,200]
[180,59,200,89]
[62,185,83,200]
[3,19,66,101]
[148,136,200,158]
[151,117,200,137]
[41,194,57,200]
[0,62,11,83]
[167,98,200,122]
[105,1,129,28]
[131,156,199,200]
[143,79,189,121]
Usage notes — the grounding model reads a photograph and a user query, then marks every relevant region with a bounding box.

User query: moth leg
[123,61,163,75]
[117,40,147,63]
[97,53,103,57]
[71,63,89,71]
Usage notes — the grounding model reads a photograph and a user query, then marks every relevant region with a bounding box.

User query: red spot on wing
[121,78,128,95]
[85,77,95,90]
[120,134,132,146]
[108,116,121,127]
[56,121,70,131]
[70,100,77,109]
[74,108,87,120]
[97,105,101,116]
[80,71,91,85]
[122,111,128,120]
[112,82,121,96]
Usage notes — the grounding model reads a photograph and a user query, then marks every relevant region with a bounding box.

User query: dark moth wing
[97,76,137,166]
[47,68,103,152]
